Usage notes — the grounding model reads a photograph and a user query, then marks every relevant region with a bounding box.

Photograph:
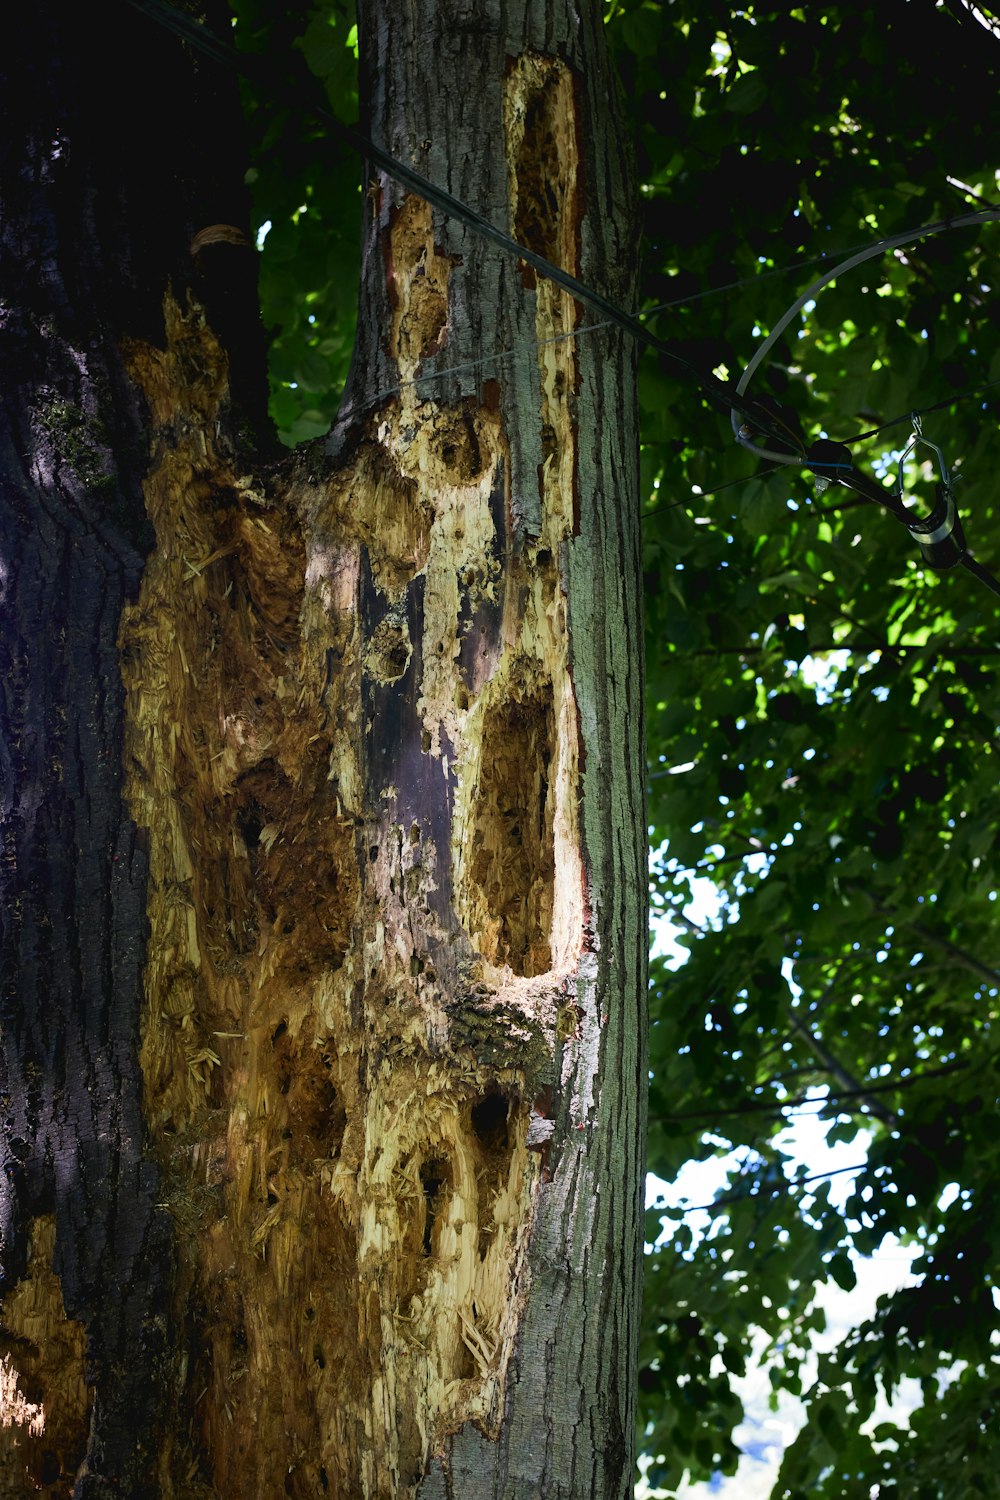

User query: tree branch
[861,892,1000,989]
[649,1058,968,1123]
[785,1010,898,1126]
[655,1162,867,1220]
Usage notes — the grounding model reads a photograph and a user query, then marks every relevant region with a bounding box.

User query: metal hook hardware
[895,419,965,569]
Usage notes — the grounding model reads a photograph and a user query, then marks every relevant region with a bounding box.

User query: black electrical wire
[955,551,1000,600]
[126,0,1000,601]
[650,1058,969,1123]
[337,228,933,421]
[125,0,795,446]
[732,209,1000,601]
[805,456,1000,601]
[845,375,1000,446]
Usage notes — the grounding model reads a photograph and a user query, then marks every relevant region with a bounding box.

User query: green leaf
[724,72,768,115]
[828,1252,857,1293]
[299,13,345,77]
[739,477,789,538]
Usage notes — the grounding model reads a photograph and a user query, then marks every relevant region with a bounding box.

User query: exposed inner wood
[504,53,580,542]
[0,1216,91,1499]
[113,44,585,1500]
[464,672,556,976]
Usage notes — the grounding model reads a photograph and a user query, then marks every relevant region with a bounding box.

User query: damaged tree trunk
[0,1,645,1496]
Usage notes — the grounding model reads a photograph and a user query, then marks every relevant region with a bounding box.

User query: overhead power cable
[733,209,1000,599]
[651,1058,969,1124]
[128,0,1000,597]
[340,229,970,422]
[846,374,1000,445]
[125,0,794,446]
[732,206,1000,465]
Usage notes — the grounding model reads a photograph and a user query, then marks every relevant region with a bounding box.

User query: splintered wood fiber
[121,297,365,1497]
[0,1218,91,1500]
[463,674,556,977]
[114,264,575,1494]
[109,42,587,1499]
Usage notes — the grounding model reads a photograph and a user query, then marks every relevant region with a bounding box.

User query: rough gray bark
[346,1,647,1494]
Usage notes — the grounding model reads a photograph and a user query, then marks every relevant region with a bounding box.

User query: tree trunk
[0,2,645,1497]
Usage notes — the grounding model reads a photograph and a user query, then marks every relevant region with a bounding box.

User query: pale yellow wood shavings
[114,222,585,1492]
[186,1047,222,1091]
[182,545,236,580]
[0,1217,92,1487]
[0,1355,44,1437]
[459,1308,497,1378]
[250,1202,282,1253]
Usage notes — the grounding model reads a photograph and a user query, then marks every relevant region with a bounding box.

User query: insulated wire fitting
[732,206,1000,465]
[732,209,1000,597]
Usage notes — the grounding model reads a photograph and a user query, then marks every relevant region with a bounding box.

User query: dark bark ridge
[1,4,264,1493]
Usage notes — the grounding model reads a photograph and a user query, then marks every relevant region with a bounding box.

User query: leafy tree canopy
[229,1,1000,1494]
